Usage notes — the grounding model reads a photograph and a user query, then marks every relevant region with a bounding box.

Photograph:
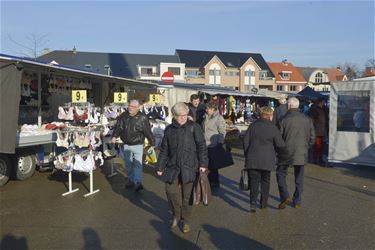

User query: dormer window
[280,71,291,80]
[168,67,181,76]
[315,72,323,83]
[141,67,153,76]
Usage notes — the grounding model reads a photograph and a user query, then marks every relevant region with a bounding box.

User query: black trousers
[276,165,304,204]
[248,169,271,207]
[165,177,194,223]
[208,169,220,186]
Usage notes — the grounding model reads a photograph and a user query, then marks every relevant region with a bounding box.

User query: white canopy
[329,78,375,166]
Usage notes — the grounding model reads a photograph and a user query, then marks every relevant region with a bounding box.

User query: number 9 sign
[149,94,160,104]
[114,92,127,103]
[72,90,87,103]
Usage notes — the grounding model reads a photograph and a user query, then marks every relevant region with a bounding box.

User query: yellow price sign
[72,90,87,103]
[149,94,160,104]
[114,92,127,103]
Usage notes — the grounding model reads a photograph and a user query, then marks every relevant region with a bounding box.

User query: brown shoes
[182,223,190,233]
[278,198,290,209]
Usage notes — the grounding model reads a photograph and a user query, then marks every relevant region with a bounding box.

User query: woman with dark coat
[243,106,286,213]
[156,102,208,233]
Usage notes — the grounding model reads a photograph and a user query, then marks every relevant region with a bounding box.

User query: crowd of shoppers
[111,94,322,232]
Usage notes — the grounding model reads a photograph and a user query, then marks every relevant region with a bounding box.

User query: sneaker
[125,181,134,189]
[182,223,190,233]
[250,204,256,213]
[170,218,178,229]
[134,183,144,192]
[278,198,290,209]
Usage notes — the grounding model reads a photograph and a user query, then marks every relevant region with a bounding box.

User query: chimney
[282,59,288,66]
[42,48,50,55]
[72,46,77,55]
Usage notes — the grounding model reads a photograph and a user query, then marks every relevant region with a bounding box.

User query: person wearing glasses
[156,102,208,233]
[112,99,155,192]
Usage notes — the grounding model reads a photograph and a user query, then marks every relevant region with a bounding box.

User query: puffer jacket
[202,110,226,148]
[113,111,155,146]
[157,120,208,184]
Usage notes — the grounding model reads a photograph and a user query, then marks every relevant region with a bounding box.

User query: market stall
[0,53,157,186]
[328,77,375,167]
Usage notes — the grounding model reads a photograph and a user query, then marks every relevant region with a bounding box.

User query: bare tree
[337,62,360,80]
[365,58,375,68]
[6,33,50,59]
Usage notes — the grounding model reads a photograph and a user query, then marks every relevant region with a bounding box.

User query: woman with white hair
[156,102,208,233]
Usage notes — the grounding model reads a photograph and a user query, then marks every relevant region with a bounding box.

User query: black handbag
[208,144,234,169]
[239,169,249,191]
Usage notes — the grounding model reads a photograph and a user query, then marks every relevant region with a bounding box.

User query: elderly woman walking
[202,101,226,187]
[156,102,208,233]
[243,106,286,213]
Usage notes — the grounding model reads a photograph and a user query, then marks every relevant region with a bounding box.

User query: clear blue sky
[1,1,374,68]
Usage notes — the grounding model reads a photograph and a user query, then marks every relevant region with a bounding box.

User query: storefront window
[337,91,370,132]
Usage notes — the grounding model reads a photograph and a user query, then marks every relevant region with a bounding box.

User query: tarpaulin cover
[329,79,375,166]
[0,63,22,153]
[298,86,327,100]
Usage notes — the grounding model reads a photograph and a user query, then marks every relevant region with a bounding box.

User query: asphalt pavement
[1,147,374,250]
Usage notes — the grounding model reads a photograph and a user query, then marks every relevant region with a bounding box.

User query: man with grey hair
[112,99,155,192]
[272,96,288,128]
[276,97,315,209]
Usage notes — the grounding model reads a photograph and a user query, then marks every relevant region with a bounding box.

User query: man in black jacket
[187,94,205,125]
[272,96,288,128]
[112,100,155,192]
[276,97,315,209]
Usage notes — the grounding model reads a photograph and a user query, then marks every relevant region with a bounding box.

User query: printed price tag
[72,90,87,103]
[114,92,128,103]
[149,94,160,103]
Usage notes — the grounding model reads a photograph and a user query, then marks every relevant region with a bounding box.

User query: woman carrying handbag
[243,106,287,213]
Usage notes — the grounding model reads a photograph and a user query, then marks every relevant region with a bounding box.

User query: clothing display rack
[56,101,102,197]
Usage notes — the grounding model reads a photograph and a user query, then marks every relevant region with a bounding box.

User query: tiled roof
[296,66,346,82]
[38,50,180,78]
[267,62,306,83]
[176,49,274,76]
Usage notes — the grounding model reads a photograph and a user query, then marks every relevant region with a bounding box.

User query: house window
[84,64,92,70]
[290,85,297,91]
[277,85,283,91]
[141,67,153,75]
[280,72,291,80]
[168,67,181,76]
[209,69,221,76]
[315,72,323,83]
[186,70,198,77]
[225,71,239,76]
[245,70,255,77]
[259,71,270,80]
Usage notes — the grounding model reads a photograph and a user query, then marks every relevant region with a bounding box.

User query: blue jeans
[122,144,144,184]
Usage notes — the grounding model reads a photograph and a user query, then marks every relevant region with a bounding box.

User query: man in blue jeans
[276,97,315,208]
[112,100,155,192]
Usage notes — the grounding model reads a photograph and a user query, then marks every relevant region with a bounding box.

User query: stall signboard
[114,92,128,103]
[72,90,87,103]
[149,94,160,104]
